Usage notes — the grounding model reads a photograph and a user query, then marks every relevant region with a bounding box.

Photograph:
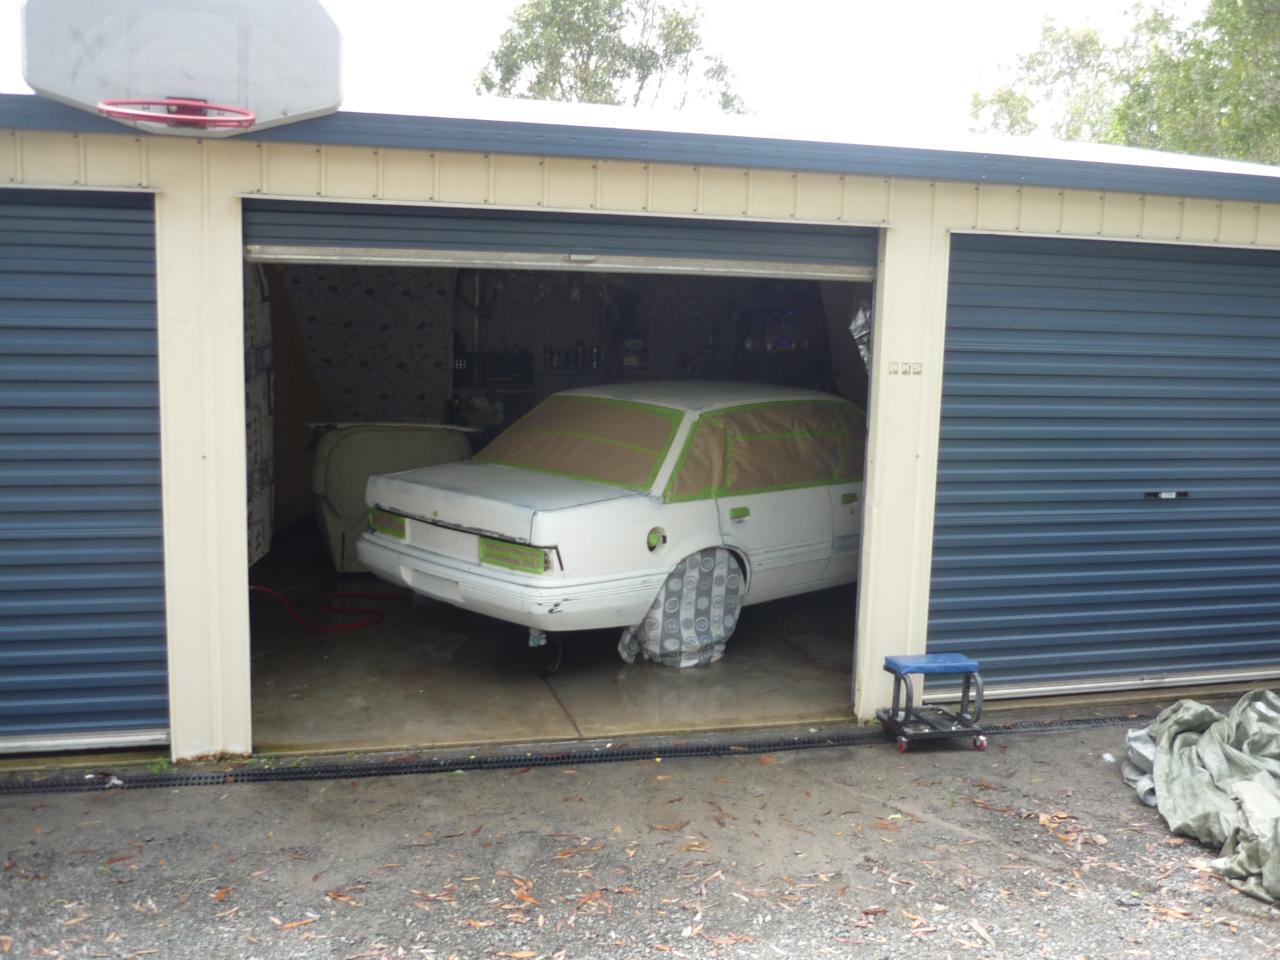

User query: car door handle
[729,506,750,522]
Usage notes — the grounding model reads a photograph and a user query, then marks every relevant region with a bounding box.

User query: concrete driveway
[1,713,1276,958]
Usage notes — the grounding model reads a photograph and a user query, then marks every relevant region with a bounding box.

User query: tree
[970,0,1280,164]
[476,0,747,113]
[971,21,1123,142]
[1113,0,1280,164]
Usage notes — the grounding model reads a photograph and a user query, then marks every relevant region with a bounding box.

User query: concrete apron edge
[0,709,1168,797]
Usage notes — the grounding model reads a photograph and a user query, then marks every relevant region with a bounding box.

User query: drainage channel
[0,712,1152,797]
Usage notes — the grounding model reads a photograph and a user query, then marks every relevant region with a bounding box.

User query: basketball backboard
[22,0,342,137]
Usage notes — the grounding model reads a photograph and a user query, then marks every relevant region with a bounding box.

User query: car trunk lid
[367,461,637,544]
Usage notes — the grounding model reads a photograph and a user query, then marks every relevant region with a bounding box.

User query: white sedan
[358,382,865,651]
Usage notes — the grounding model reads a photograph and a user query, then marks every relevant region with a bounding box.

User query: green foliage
[972,21,1123,142]
[970,85,1036,138]
[1114,0,1280,164]
[971,1,1280,164]
[477,0,746,113]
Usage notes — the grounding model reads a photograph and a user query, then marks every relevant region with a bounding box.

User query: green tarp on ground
[1123,690,1280,903]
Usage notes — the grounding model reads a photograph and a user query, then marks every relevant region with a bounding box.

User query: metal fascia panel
[4,94,1280,205]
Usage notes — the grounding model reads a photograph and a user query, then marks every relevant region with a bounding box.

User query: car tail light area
[366,507,561,576]
[367,508,406,539]
[478,537,556,575]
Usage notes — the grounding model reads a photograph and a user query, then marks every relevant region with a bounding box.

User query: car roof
[556,381,852,414]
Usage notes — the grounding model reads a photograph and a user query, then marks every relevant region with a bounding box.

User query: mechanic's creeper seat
[876,653,986,752]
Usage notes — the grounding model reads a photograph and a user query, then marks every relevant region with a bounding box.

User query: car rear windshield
[475,395,684,490]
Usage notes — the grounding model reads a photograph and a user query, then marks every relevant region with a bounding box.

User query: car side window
[664,400,865,501]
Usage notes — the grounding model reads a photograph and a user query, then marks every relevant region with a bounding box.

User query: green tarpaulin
[1123,690,1280,903]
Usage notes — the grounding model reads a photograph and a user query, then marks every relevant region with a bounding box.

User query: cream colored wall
[3,130,1280,758]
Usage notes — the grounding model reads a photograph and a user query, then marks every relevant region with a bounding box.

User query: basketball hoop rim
[97,97,256,129]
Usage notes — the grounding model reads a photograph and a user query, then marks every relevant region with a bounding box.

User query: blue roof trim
[5,93,1280,205]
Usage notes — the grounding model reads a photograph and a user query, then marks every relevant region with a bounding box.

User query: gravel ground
[2,722,1278,959]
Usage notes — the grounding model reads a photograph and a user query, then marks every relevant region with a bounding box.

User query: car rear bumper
[357,533,666,631]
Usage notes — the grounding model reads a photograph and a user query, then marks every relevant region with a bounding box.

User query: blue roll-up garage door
[242,200,879,273]
[930,234,1280,695]
[0,190,168,751]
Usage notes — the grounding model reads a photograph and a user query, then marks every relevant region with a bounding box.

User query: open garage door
[0,190,167,752]
[930,234,1280,696]
[242,201,878,279]
[241,199,879,753]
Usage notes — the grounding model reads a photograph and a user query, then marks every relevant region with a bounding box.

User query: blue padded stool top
[883,653,979,675]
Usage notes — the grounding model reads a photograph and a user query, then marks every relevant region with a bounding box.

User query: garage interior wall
[4,128,1279,758]
[0,189,168,752]
[932,234,1280,695]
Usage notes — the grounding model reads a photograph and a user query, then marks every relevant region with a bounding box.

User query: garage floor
[250,527,858,753]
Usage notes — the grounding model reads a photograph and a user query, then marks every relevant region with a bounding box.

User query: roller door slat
[931,235,1280,692]
[0,191,167,745]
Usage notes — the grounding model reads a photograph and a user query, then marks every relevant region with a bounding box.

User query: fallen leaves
[901,909,938,938]
[649,821,690,833]
[707,800,736,829]
[270,916,317,931]
[0,936,10,954]
[969,918,997,948]
[411,883,459,907]
[498,869,538,905]
[325,886,361,907]
[1038,810,1076,830]
[210,886,234,903]
[553,841,604,859]
[700,931,755,946]
[972,798,1016,815]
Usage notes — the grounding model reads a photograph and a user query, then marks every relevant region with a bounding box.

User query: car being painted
[357,382,866,633]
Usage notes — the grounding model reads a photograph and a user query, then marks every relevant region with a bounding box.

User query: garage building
[1,92,1278,759]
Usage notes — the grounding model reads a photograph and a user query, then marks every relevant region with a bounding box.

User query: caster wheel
[973,736,987,752]
[896,737,909,753]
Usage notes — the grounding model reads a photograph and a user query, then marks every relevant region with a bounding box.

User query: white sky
[0,0,1206,142]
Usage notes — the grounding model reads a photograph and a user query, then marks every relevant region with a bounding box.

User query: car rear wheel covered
[618,548,745,668]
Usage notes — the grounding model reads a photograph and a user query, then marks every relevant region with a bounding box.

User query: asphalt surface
[2,720,1278,959]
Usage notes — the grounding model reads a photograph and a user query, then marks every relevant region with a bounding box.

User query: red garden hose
[249,585,408,634]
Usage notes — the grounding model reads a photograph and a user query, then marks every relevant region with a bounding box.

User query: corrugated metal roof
[4,93,1280,205]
